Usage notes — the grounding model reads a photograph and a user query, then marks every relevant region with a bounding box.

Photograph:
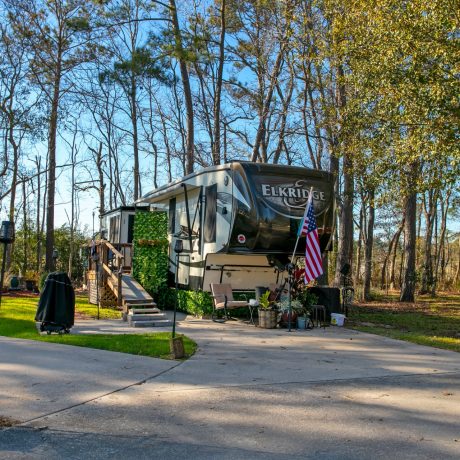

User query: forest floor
[347,291,460,352]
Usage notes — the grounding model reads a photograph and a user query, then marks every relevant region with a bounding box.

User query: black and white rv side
[138,162,334,291]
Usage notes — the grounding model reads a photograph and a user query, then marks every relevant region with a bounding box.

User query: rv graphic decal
[261,181,326,208]
[254,176,331,218]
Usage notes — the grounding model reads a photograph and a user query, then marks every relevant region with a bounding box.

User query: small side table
[310,305,326,330]
[248,299,259,325]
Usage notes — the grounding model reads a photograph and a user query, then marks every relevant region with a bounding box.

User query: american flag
[298,200,323,284]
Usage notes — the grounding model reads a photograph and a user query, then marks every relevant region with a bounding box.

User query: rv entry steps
[126,302,172,328]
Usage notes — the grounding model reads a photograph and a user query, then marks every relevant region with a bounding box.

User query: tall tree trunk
[334,65,353,286]
[363,189,375,300]
[130,75,140,201]
[107,130,114,210]
[389,218,404,289]
[6,122,19,271]
[69,152,75,279]
[212,0,226,166]
[419,190,437,294]
[433,190,450,294]
[400,162,418,302]
[45,59,62,271]
[40,156,48,271]
[381,218,404,290]
[35,156,42,271]
[97,142,105,231]
[354,203,364,287]
[334,160,354,286]
[169,0,194,174]
[398,230,405,289]
[335,162,354,286]
[22,178,28,276]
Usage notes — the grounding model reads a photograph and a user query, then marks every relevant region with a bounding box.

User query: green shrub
[155,288,254,318]
[156,288,214,317]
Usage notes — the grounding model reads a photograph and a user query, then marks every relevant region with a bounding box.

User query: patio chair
[210,283,250,323]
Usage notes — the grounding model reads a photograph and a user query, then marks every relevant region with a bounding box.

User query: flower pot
[297,316,307,329]
[279,310,298,328]
[9,276,20,290]
[258,309,278,328]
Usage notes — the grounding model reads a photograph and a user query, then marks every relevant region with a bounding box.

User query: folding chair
[210,283,250,323]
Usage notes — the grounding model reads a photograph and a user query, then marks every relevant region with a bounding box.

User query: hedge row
[156,288,254,318]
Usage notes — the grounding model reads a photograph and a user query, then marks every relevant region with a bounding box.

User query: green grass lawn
[0,294,196,359]
[347,292,460,352]
[75,295,122,319]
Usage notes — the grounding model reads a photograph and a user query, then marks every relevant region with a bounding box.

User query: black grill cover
[35,272,75,328]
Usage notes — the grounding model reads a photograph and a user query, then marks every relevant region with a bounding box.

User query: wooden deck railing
[86,240,135,310]
[100,240,125,309]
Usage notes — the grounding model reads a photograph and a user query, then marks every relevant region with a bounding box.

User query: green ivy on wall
[132,210,251,318]
[132,211,169,296]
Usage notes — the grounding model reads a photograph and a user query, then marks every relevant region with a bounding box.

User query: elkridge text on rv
[261,184,326,201]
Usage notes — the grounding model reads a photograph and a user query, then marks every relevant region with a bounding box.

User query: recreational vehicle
[138,162,334,291]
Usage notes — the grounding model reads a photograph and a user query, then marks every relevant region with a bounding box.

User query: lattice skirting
[99,286,117,307]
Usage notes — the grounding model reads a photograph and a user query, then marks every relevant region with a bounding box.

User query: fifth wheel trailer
[138,162,334,291]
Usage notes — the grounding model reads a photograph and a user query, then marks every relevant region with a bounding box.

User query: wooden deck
[120,274,153,303]
[87,240,154,312]
[107,273,153,301]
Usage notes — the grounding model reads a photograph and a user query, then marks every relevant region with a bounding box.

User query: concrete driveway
[1,316,459,459]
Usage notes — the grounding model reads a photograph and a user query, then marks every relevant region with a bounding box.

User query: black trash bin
[35,272,75,334]
[307,286,341,321]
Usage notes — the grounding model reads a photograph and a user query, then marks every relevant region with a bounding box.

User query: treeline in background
[0,0,458,301]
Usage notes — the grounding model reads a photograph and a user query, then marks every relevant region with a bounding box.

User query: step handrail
[100,240,124,310]
[104,241,125,262]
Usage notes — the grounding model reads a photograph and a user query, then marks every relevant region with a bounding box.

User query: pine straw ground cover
[346,292,460,352]
[0,294,196,359]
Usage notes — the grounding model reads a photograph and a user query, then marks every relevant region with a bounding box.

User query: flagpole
[287,186,313,333]
[290,187,314,264]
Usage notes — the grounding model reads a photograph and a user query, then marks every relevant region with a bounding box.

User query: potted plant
[257,290,278,328]
[277,298,301,328]
[293,288,318,329]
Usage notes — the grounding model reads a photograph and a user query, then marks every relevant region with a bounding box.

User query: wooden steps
[125,301,172,328]
[104,266,172,328]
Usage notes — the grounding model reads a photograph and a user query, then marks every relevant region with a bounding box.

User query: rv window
[204,184,217,243]
[109,216,120,242]
[168,198,176,234]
